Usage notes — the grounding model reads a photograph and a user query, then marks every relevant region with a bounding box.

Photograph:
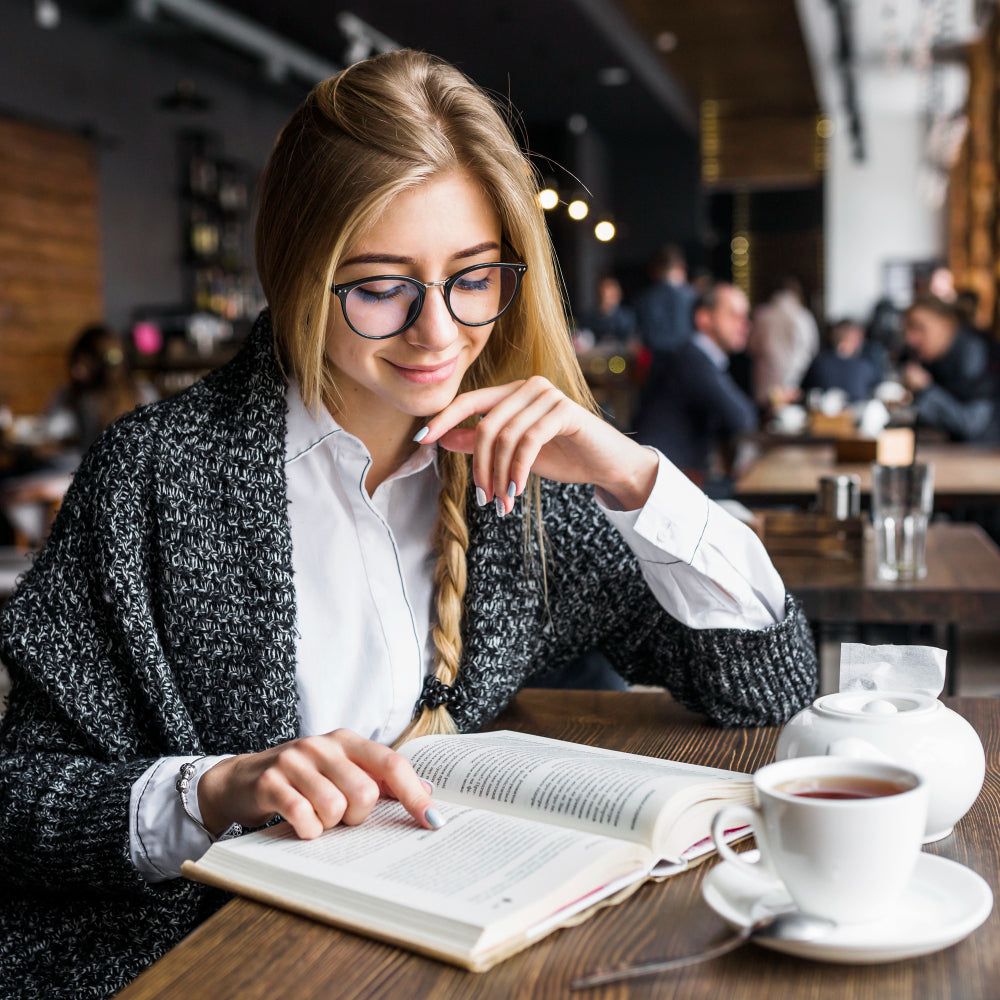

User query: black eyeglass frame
[331,260,528,340]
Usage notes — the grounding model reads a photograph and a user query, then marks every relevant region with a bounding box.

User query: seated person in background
[585,271,637,345]
[901,294,1000,443]
[632,283,758,498]
[748,276,819,409]
[801,319,881,402]
[48,324,151,452]
[634,244,695,354]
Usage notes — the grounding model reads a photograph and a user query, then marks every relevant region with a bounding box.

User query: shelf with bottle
[178,130,259,323]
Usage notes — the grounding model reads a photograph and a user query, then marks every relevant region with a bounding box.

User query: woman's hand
[197,730,440,839]
[417,377,658,512]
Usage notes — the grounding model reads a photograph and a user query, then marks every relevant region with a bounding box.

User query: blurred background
[4,0,1000,697]
[1,0,993,406]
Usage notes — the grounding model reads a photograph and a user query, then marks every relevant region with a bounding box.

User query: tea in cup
[711,756,928,924]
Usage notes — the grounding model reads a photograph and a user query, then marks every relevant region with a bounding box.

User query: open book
[182,730,752,971]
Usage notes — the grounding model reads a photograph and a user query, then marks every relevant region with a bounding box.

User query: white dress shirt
[129,381,786,881]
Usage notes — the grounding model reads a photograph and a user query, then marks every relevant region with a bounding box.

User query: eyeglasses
[331,261,528,340]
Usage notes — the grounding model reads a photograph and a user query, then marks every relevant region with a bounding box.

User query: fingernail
[412,426,429,443]
[495,497,505,517]
[507,480,517,498]
[420,779,435,795]
[424,806,446,830]
[476,486,488,507]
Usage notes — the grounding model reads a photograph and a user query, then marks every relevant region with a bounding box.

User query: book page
[400,730,749,854]
[186,798,651,963]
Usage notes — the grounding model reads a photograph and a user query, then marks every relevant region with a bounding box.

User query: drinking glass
[870,463,934,581]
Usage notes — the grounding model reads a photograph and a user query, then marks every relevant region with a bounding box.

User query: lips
[386,357,459,384]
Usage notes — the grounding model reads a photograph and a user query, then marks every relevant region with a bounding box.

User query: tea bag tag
[839,642,946,698]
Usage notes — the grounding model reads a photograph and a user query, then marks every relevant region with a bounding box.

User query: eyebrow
[339,241,501,268]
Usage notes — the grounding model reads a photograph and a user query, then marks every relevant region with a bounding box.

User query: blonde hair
[255,49,596,742]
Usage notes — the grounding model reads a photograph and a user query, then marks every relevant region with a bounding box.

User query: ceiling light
[568,200,589,221]
[597,67,629,87]
[594,221,615,241]
[656,31,677,52]
[35,0,60,28]
[537,188,559,210]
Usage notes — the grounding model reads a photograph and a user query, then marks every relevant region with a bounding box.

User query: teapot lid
[813,691,939,719]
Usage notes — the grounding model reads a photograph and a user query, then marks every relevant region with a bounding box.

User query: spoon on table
[569,908,837,990]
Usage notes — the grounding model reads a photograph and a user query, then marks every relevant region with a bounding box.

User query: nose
[404,284,458,352]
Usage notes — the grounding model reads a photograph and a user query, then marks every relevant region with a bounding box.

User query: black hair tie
[417,676,455,712]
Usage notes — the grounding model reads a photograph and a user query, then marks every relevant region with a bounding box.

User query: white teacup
[711,756,928,924]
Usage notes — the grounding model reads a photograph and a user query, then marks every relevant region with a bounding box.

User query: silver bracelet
[176,758,219,842]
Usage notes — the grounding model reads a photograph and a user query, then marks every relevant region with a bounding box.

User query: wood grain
[115,692,1000,1000]
[0,115,103,415]
[736,443,1000,508]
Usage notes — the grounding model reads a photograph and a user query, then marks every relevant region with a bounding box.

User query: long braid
[393,447,469,745]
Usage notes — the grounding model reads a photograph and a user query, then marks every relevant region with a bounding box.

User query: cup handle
[711,804,778,883]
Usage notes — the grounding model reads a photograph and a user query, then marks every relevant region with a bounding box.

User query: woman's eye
[355,283,409,303]
[454,276,492,292]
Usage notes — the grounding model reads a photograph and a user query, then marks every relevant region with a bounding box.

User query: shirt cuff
[129,754,235,882]
[596,448,710,564]
[596,448,786,629]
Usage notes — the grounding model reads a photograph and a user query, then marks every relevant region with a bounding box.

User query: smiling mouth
[387,357,459,384]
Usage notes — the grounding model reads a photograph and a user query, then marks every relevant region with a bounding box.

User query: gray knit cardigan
[0,312,817,999]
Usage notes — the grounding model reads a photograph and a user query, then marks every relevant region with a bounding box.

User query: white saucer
[703,851,993,964]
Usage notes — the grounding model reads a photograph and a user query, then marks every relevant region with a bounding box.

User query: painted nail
[420,779,435,796]
[412,426,429,443]
[476,486,488,507]
[424,806,446,830]
[495,497,505,517]
[507,480,517,498]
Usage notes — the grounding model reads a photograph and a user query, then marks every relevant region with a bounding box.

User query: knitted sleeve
[0,409,199,900]
[532,483,818,727]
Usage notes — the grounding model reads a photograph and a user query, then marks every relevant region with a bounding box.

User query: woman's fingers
[417,383,524,444]
[485,386,569,510]
[428,378,586,510]
[199,731,441,840]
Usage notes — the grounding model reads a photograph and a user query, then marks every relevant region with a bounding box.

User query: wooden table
[735,442,1000,509]
[769,522,1000,695]
[115,691,999,1000]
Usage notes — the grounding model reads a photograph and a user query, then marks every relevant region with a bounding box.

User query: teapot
[775,691,984,842]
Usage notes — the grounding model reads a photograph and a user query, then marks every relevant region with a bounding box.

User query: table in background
[768,522,1000,696]
[735,442,1000,509]
[116,691,1000,1000]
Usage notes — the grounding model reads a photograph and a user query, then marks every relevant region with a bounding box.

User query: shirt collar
[284,381,439,480]
[692,331,729,370]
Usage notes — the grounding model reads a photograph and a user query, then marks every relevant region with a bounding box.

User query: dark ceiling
[68,0,816,141]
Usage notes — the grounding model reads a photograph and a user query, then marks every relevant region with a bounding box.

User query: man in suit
[632,283,758,498]
[633,244,696,354]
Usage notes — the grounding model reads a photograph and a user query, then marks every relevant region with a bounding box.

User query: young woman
[0,50,816,999]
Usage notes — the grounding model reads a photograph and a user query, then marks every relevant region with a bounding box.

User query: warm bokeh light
[568,199,589,220]
[594,220,615,241]
[816,116,835,138]
[608,355,626,374]
[537,188,559,210]
[730,235,749,255]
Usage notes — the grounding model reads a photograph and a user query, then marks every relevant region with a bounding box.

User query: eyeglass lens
[343,264,519,338]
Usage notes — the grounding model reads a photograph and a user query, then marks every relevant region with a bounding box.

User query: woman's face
[325,170,502,437]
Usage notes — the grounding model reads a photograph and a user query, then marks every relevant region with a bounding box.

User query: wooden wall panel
[948,9,1000,333]
[0,116,103,415]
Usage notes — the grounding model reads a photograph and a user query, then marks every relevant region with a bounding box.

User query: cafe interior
[2,0,1000,996]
